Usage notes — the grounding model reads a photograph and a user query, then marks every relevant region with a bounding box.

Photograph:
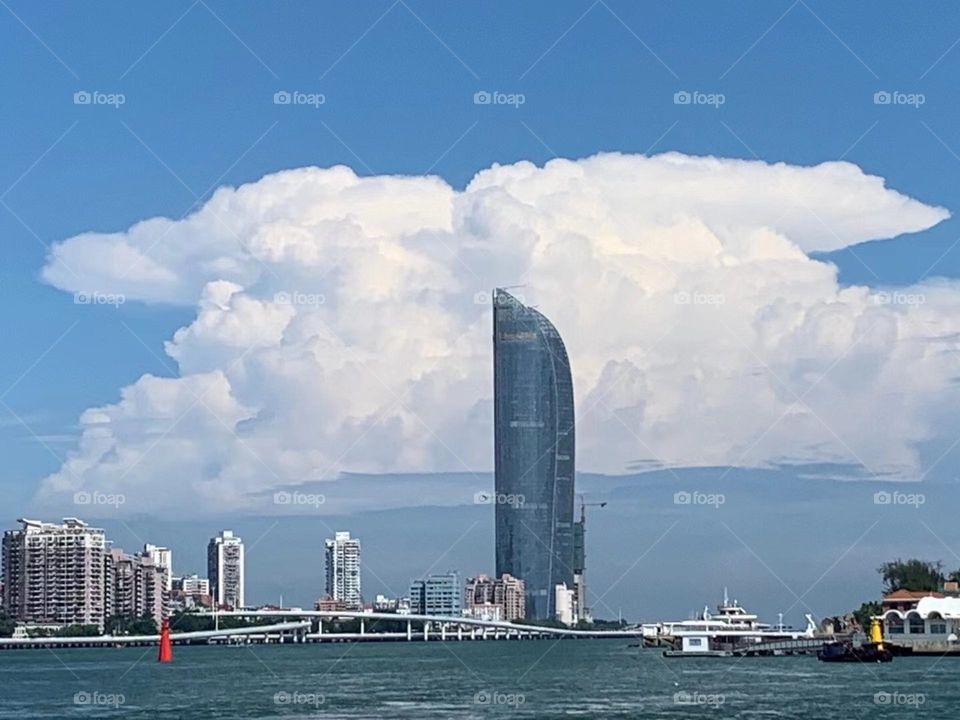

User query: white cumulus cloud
[36,152,959,514]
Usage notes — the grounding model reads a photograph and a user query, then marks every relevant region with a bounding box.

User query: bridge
[0,609,642,649]
[0,621,312,650]
[205,608,643,642]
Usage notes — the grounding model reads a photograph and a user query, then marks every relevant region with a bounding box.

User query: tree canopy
[0,612,15,638]
[878,559,945,593]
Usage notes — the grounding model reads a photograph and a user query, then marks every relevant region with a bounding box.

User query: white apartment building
[324,531,361,609]
[175,574,210,596]
[207,530,245,609]
[1,518,107,628]
[143,544,172,592]
[555,582,578,626]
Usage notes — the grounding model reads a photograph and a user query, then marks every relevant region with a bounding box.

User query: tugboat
[817,619,892,663]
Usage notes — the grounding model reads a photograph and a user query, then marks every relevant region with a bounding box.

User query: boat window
[930,621,947,635]
[908,616,925,634]
[887,617,904,634]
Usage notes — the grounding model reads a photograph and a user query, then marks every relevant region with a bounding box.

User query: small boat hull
[663,650,733,658]
[817,641,892,663]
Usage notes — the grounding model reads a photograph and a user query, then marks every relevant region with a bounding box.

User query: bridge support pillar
[424,621,430,641]
[457,626,463,641]
[407,620,412,641]
[360,619,365,635]
[441,624,446,641]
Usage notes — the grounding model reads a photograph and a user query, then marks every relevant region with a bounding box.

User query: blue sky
[4,1,960,617]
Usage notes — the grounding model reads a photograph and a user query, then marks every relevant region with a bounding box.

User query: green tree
[588,618,628,629]
[513,617,568,629]
[105,614,130,635]
[167,610,274,633]
[128,613,158,635]
[878,559,944,592]
[48,624,100,637]
[169,610,214,633]
[0,611,15,638]
[852,601,881,631]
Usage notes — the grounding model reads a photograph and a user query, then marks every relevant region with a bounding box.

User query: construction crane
[579,497,608,524]
[574,495,607,623]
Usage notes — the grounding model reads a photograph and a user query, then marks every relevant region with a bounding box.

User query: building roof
[879,595,960,620]
[882,589,945,602]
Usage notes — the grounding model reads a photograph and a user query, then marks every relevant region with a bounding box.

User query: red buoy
[158,617,173,663]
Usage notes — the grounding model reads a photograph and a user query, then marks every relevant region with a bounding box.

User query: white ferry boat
[641,589,816,651]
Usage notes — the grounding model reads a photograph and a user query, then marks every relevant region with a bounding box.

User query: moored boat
[817,619,893,663]
[642,589,816,652]
[817,640,892,663]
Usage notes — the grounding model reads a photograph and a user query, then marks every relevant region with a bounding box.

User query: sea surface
[0,641,954,718]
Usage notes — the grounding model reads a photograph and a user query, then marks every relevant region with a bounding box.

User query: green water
[0,641,953,717]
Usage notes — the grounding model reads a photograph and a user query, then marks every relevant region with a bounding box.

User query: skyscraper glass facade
[493,289,575,619]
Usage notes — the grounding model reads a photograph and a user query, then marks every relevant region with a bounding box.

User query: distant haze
[68,467,960,627]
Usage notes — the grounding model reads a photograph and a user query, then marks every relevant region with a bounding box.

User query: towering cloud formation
[38,153,957,513]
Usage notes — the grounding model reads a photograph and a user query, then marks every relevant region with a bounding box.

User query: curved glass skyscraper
[493,289,575,620]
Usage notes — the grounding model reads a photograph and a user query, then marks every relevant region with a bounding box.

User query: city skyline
[1,516,547,627]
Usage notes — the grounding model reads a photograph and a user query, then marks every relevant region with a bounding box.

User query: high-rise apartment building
[105,548,168,628]
[493,289,576,619]
[324,531,361,609]
[555,582,578,626]
[143,544,172,592]
[207,530,245,609]
[464,573,526,622]
[1,518,106,628]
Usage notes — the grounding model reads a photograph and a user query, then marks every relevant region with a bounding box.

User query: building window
[887,618,904,634]
[929,621,947,635]
[908,616,925,634]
